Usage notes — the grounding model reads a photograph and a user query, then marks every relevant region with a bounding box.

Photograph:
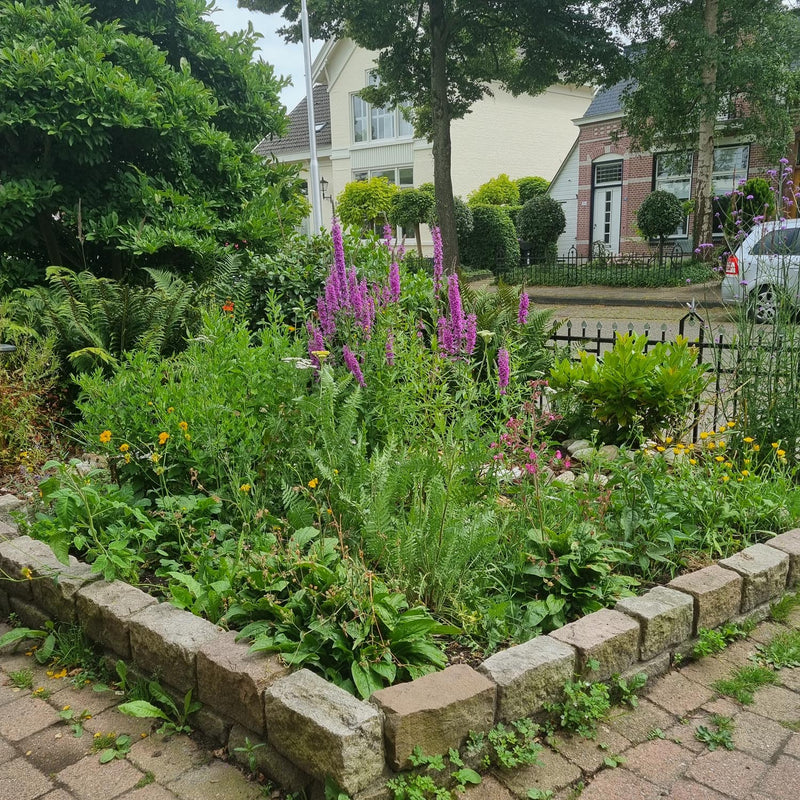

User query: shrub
[636,190,683,264]
[468,174,520,206]
[336,177,398,233]
[716,177,775,239]
[516,176,550,204]
[463,205,520,274]
[390,188,435,257]
[516,196,566,256]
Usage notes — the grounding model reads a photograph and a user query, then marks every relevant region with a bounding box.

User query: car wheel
[752,285,779,324]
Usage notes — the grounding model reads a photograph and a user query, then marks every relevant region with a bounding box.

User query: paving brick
[749,754,800,800]
[126,732,211,785]
[606,699,676,745]
[459,774,514,800]
[494,749,582,796]
[748,620,786,645]
[56,755,146,800]
[0,521,17,542]
[623,739,693,787]
[577,767,662,800]
[686,748,768,798]
[0,695,60,741]
[676,657,734,688]
[18,726,91,774]
[719,544,790,612]
[668,565,743,633]
[40,791,79,800]
[766,528,800,587]
[371,664,494,770]
[75,580,158,659]
[118,786,181,800]
[196,630,286,734]
[166,761,263,800]
[646,671,714,716]
[551,725,631,773]
[663,779,731,800]
[83,706,157,740]
[617,587,694,660]
[548,608,640,681]
[784,733,800,757]
[0,755,54,800]
[0,737,17,765]
[730,710,791,761]
[749,685,800,723]
[478,635,575,722]
[716,639,760,668]
[47,684,120,718]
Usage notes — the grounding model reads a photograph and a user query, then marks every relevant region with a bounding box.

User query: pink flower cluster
[437,274,477,358]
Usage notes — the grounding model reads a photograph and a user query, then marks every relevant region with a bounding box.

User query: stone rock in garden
[371,664,496,769]
[549,608,640,681]
[616,586,694,660]
[9,596,50,628]
[264,669,384,793]
[570,448,595,463]
[566,440,591,456]
[765,528,800,588]
[668,564,743,632]
[0,494,24,523]
[553,470,575,485]
[0,521,18,542]
[31,556,97,623]
[227,724,312,791]
[76,580,158,659]
[598,445,620,461]
[718,543,789,612]
[479,635,576,722]
[196,630,287,735]
[128,602,222,693]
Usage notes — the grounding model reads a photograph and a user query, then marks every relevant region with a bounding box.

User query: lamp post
[320,177,335,215]
[301,0,322,232]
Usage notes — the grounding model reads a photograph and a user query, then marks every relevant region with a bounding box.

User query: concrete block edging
[0,500,797,797]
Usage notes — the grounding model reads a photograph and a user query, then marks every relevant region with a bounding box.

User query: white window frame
[351,71,414,144]
[654,151,693,239]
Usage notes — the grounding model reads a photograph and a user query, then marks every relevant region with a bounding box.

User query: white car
[721,219,800,322]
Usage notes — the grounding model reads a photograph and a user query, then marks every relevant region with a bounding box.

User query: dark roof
[254,84,331,157]
[582,79,632,120]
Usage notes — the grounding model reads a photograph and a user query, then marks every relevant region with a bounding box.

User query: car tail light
[726,255,739,276]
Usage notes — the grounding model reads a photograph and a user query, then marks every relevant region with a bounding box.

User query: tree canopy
[243,0,623,272]
[0,0,305,280]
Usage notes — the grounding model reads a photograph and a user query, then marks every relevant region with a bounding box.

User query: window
[594,162,622,185]
[352,167,413,188]
[752,227,800,256]
[352,72,413,143]
[654,152,692,237]
[712,145,749,196]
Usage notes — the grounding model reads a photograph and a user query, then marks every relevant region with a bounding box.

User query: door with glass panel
[592,161,623,254]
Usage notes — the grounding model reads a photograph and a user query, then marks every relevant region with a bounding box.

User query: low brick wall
[1,494,799,797]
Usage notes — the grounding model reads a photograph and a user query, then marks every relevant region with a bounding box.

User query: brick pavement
[1,592,799,800]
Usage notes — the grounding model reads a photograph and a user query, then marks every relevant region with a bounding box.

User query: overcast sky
[208,0,322,111]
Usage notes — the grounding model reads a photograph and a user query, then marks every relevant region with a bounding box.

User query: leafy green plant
[386,746,480,800]
[59,706,93,738]
[463,205,520,275]
[337,177,398,233]
[92,732,132,763]
[118,682,201,735]
[516,177,550,204]
[545,679,611,739]
[757,629,800,669]
[713,665,777,704]
[233,736,266,774]
[695,715,735,751]
[636,190,683,265]
[468,174,520,207]
[517,196,566,257]
[770,591,800,623]
[610,673,648,708]
[692,622,753,659]
[8,667,33,689]
[391,189,435,258]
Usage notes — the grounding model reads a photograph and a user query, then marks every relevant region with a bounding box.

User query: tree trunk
[429,0,459,274]
[414,222,423,258]
[693,0,719,251]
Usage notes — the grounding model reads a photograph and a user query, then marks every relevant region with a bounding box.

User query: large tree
[0,0,306,280]
[242,0,622,272]
[615,0,800,249]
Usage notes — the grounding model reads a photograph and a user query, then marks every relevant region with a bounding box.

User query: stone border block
[227,724,312,791]
[765,529,800,588]
[75,580,158,659]
[264,669,384,794]
[719,543,789,611]
[616,586,694,660]
[0,521,18,542]
[9,596,50,628]
[668,564,743,632]
[128,602,222,693]
[478,635,575,722]
[30,558,97,623]
[548,608,640,681]
[196,630,287,734]
[371,664,495,769]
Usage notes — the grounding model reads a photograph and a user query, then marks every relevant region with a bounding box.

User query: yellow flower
[718,441,726,449]
[656,446,665,452]
[99,430,112,443]
[119,443,129,453]
[286,325,296,332]
[665,436,673,444]
[772,442,780,448]
[689,458,697,465]
[167,407,174,413]
[158,432,170,445]
[327,507,333,515]
[184,434,191,441]
[741,470,749,477]
[744,437,754,444]
[150,452,160,463]
[124,454,131,464]
[753,444,761,452]
[700,432,709,440]
[722,475,730,482]
[239,483,251,493]
[725,461,733,468]
[707,442,716,450]
[727,421,735,428]
[21,566,33,580]
[777,449,786,457]
[744,459,751,465]
[178,421,188,432]
[714,456,724,462]
[311,350,330,360]
[718,428,727,434]
[62,705,70,711]
[308,478,319,489]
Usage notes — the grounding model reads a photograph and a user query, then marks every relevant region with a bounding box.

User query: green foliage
[692,622,752,658]
[118,683,201,735]
[0,0,303,277]
[391,189,436,230]
[8,668,33,689]
[478,719,542,769]
[516,176,550,204]
[757,630,800,669]
[610,672,648,708]
[463,205,520,275]
[516,196,566,254]
[549,333,711,444]
[545,679,611,739]
[94,733,132,764]
[468,174,520,207]
[713,665,777,704]
[695,715,735,751]
[636,190,683,246]
[770,591,800,623]
[337,178,398,232]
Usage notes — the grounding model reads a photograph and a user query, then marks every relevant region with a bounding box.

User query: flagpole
[300,0,322,232]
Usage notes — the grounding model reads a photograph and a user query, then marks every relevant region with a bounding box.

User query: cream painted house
[255,38,593,250]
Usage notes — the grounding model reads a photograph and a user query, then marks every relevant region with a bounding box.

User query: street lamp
[320,177,335,214]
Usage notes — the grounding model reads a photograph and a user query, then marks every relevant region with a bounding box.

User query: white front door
[592,185,621,253]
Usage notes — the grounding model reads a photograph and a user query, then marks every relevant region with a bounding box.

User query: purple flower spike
[385,330,395,366]
[306,321,325,367]
[437,317,453,355]
[497,348,510,395]
[431,226,444,296]
[447,274,465,346]
[383,224,393,248]
[389,261,401,303]
[342,346,365,387]
[331,217,347,299]
[518,291,529,325]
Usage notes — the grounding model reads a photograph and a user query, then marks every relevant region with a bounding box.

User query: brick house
[550,80,794,257]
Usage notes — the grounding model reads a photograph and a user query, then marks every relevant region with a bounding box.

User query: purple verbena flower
[437,317,453,355]
[385,330,395,366]
[447,274,465,346]
[331,217,347,299]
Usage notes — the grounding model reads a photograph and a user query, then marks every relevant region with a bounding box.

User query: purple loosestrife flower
[342,346,365,387]
[518,291,529,325]
[389,261,401,303]
[497,348,510,395]
[385,330,395,366]
[465,313,477,355]
[438,317,453,355]
[383,224,393,248]
[347,266,358,310]
[431,226,444,296]
[447,274,465,346]
[306,322,325,366]
[318,295,336,338]
[331,217,347,299]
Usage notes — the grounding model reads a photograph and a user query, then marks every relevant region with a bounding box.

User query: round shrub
[636,190,683,243]
[516,176,550,204]
[463,204,520,274]
[468,174,520,206]
[336,177,398,232]
[422,187,474,246]
[517,196,566,253]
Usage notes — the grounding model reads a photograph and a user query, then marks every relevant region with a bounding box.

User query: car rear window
[751,227,800,256]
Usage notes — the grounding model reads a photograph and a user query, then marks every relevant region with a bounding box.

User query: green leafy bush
[516,176,550,203]
[390,188,435,256]
[337,177,398,233]
[463,205,520,274]
[468,174,520,206]
[636,190,683,263]
[516,196,566,256]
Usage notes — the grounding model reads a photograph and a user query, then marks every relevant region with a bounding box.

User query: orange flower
[158,432,170,445]
[222,300,234,313]
[99,430,112,443]
[178,421,188,432]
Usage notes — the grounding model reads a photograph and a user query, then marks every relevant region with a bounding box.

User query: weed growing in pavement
[695,715,735,751]
[692,621,754,659]
[8,667,33,689]
[386,746,481,800]
[133,771,155,790]
[118,682,201,735]
[544,679,611,739]
[466,718,543,769]
[610,672,648,709]
[757,629,800,669]
[59,706,93,737]
[527,790,555,800]
[647,727,666,740]
[770,591,800,623]
[91,732,132,763]
[713,665,778,704]
[233,736,266,774]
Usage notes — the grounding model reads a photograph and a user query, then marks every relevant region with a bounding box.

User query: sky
[208,0,321,111]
